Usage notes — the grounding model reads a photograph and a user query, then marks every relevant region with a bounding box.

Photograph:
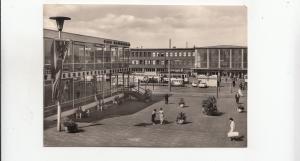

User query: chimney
[169,39,172,48]
[186,41,188,48]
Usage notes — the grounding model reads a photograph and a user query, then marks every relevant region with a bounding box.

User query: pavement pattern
[44,85,247,147]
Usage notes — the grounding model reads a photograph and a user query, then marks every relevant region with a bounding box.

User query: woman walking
[158,108,165,125]
[227,118,239,141]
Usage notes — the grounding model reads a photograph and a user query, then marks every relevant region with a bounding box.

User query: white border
[2,0,300,161]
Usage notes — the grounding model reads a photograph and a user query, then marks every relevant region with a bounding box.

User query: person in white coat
[227,118,239,141]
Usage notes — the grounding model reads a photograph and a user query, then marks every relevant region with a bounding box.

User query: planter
[63,120,78,133]
[179,104,184,108]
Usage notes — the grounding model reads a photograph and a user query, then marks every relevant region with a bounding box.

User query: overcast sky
[44,5,247,48]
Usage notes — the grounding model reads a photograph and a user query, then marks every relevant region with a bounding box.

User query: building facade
[44,29,130,117]
[193,45,247,77]
[129,45,247,77]
[130,48,196,73]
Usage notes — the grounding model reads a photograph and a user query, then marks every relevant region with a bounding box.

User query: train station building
[129,45,247,78]
[43,29,131,118]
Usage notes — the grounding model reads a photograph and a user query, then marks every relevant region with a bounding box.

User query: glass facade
[220,49,230,68]
[232,49,242,68]
[209,49,219,68]
[44,35,130,115]
[194,47,247,71]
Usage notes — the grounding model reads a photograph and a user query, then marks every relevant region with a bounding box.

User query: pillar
[218,49,221,69]
[230,49,232,69]
[207,49,210,69]
[241,49,244,69]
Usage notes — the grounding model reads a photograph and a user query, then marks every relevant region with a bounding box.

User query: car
[191,81,198,87]
[198,82,208,88]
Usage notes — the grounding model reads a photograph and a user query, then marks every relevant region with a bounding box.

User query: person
[227,118,239,141]
[151,109,157,125]
[158,108,165,125]
[164,94,169,104]
[235,92,240,104]
[238,88,243,97]
[232,80,236,88]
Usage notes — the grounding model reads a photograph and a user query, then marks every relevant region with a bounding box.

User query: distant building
[130,48,195,74]
[193,45,247,77]
[129,45,247,77]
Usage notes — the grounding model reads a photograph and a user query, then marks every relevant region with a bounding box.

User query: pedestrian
[232,80,236,88]
[158,108,165,125]
[164,94,169,104]
[238,88,243,97]
[227,118,239,141]
[235,92,240,104]
[151,109,157,125]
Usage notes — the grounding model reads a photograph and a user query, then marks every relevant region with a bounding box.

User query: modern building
[44,29,131,117]
[193,45,247,77]
[130,48,196,74]
[129,45,247,77]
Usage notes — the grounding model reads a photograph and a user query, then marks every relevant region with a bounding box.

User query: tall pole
[217,74,219,98]
[168,60,171,92]
[49,16,71,132]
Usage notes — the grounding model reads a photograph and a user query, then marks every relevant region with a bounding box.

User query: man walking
[164,94,169,104]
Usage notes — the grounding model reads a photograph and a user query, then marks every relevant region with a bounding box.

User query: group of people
[151,108,165,125]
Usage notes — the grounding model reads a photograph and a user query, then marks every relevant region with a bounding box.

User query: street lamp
[49,16,71,39]
[49,16,71,132]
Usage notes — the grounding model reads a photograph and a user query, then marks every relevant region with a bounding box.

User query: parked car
[198,82,208,88]
[191,81,198,87]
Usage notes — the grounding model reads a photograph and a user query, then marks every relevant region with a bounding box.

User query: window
[74,44,85,63]
[188,52,191,57]
[175,52,177,57]
[85,46,94,63]
[153,52,156,57]
[166,52,169,57]
[179,52,182,57]
[183,52,186,57]
[170,52,173,57]
[153,60,156,65]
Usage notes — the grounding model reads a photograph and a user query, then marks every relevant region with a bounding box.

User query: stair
[124,86,152,102]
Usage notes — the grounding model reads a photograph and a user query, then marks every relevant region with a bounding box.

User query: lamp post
[49,16,71,132]
[168,60,171,92]
[50,16,71,39]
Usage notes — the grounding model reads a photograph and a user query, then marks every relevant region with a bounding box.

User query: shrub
[202,96,219,116]
[63,119,78,133]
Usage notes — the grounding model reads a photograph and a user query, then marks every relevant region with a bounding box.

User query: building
[193,45,247,77]
[43,29,131,117]
[129,45,247,77]
[130,48,196,74]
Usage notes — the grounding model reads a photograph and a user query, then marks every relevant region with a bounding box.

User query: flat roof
[130,45,247,51]
[43,28,130,46]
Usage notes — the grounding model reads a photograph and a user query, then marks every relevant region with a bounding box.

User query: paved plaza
[44,83,247,147]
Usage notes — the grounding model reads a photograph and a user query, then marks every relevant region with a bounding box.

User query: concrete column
[218,49,221,69]
[230,49,232,69]
[241,49,244,69]
[207,49,209,69]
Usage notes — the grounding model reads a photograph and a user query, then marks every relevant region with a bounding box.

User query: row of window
[131,51,195,58]
[44,38,130,65]
[131,60,194,66]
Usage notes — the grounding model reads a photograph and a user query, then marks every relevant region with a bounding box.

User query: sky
[44,5,247,48]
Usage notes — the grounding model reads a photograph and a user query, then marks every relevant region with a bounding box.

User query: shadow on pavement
[44,94,165,130]
[134,122,153,127]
